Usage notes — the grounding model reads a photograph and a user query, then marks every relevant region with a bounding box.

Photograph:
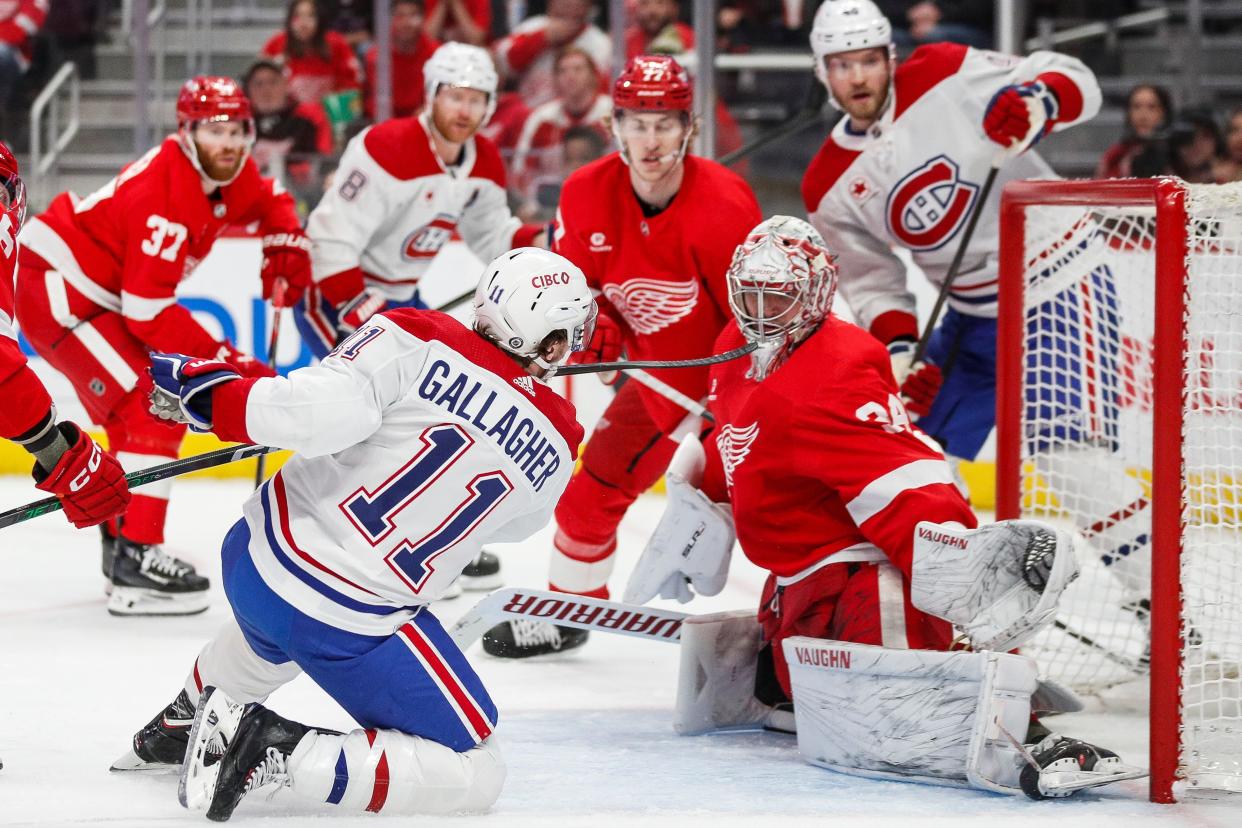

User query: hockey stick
[253,279,286,489]
[555,343,756,377]
[450,587,689,648]
[0,444,276,531]
[433,287,475,314]
[911,161,1001,365]
[624,368,713,421]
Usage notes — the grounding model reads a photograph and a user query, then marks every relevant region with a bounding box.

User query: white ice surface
[0,477,1233,826]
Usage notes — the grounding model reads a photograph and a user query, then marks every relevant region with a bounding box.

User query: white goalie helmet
[424,42,499,127]
[810,0,894,105]
[726,216,839,379]
[474,248,598,372]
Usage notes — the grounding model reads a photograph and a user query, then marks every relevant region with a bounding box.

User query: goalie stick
[0,444,276,530]
[450,587,689,647]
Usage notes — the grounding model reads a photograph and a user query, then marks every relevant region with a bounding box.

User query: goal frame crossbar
[996,177,1188,804]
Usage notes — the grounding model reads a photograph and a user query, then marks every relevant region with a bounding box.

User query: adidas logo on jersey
[513,375,535,395]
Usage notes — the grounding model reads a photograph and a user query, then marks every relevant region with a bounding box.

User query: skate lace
[244,747,290,794]
[511,619,561,649]
[140,546,192,578]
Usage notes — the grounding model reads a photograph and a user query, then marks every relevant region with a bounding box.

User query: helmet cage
[0,161,26,230]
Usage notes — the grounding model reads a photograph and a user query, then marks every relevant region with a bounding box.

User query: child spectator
[262,0,363,108]
[363,0,440,119]
[425,0,490,46]
[1096,84,1172,179]
[493,0,609,108]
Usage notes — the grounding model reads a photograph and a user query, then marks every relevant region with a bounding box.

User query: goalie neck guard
[725,216,839,380]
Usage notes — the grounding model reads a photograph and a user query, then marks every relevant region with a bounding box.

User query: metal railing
[1026,7,1171,51]
[29,62,81,208]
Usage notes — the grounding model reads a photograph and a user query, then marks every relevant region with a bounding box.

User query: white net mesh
[1011,182,1242,795]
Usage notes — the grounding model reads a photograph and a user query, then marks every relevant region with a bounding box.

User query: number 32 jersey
[210,309,584,634]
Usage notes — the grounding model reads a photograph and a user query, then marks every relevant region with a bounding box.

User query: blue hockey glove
[148,352,241,433]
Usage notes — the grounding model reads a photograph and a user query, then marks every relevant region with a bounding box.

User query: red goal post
[997,177,1242,804]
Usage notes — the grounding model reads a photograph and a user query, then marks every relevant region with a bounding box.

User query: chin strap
[177,127,252,188]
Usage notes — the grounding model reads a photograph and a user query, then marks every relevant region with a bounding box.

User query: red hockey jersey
[0,212,52,439]
[702,319,977,580]
[553,153,760,428]
[20,137,302,357]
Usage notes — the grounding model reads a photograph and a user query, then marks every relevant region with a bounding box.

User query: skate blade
[107,587,210,617]
[110,749,181,775]
[458,572,504,592]
[179,686,245,811]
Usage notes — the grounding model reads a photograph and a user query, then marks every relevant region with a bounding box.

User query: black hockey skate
[101,523,201,584]
[111,689,197,773]
[481,619,589,658]
[459,548,503,591]
[180,687,311,822]
[1019,733,1146,799]
[107,534,210,616]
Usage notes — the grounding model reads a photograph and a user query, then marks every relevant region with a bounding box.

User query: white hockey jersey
[209,309,583,635]
[306,113,540,307]
[802,43,1101,345]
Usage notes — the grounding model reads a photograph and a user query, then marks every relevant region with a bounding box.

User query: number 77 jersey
[211,309,584,634]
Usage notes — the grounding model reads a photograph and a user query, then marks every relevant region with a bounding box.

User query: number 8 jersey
[209,309,584,634]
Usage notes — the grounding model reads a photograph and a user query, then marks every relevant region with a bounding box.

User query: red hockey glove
[569,311,623,384]
[335,289,388,342]
[260,231,313,308]
[32,423,131,529]
[900,360,944,420]
[214,343,277,379]
[983,80,1059,152]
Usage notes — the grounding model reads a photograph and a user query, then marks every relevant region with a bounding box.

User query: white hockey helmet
[474,248,598,372]
[424,42,499,127]
[809,0,894,104]
[726,216,839,379]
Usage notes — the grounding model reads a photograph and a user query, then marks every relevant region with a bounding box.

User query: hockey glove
[335,289,387,342]
[886,338,916,385]
[260,231,313,308]
[984,80,1060,153]
[214,343,277,379]
[148,352,243,433]
[900,360,943,420]
[32,422,131,528]
[568,310,623,384]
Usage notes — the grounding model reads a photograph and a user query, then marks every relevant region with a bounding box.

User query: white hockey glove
[624,435,736,605]
[910,519,1079,652]
[886,338,916,385]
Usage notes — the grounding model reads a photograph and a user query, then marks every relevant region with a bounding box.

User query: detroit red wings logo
[602,277,699,335]
[715,422,759,491]
[885,155,979,251]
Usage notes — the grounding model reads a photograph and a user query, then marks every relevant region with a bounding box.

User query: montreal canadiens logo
[402,215,458,261]
[716,422,759,491]
[602,277,698,335]
[885,155,979,251]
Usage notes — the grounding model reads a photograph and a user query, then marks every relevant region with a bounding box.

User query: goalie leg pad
[782,637,1039,794]
[674,610,773,735]
[910,519,1080,651]
[288,728,506,814]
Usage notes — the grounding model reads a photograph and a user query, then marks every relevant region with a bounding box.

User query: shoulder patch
[362,118,440,181]
[470,136,508,188]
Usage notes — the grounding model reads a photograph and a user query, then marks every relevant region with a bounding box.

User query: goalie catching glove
[623,435,735,604]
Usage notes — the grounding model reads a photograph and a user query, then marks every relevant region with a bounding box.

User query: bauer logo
[885,155,979,251]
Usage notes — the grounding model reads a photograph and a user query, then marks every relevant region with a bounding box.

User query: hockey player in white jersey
[802,3,1154,621]
[295,42,546,361]
[112,248,592,820]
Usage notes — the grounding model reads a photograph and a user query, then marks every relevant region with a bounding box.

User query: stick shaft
[254,286,286,489]
[624,368,713,421]
[557,343,755,377]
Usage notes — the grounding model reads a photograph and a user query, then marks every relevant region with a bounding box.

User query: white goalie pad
[782,638,1039,794]
[674,611,774,735]
[910,520,1079,651]
[623,436,736,605]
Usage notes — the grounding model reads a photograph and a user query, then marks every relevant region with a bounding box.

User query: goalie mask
[473,248,598,373]
[726,216,838,379]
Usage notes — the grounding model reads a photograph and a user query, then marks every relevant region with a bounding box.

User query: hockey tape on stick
[624,368,713,421]
[254,280,286,489]
[912,161,1001,366]
[0,444,277,531]
[450,587,690,647]
[554,343,756,377]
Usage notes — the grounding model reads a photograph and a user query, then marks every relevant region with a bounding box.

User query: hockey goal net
[997,178,1242,803]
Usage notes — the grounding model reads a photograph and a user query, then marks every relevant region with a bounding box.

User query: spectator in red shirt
[244,59,334,199]
[424,0,490,46]
[624,0,691,58]
[1096,84,1172,179]
[0,0,47,108]
[511,46,610,210]
[261,0,363,107]
[478,88,531,161]
[493,0,610,108]
[363,0,441,119]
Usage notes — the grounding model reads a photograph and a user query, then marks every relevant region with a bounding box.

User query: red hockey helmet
[176,75,253,128]
[0,141,26,231]
[612,55,692,113]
